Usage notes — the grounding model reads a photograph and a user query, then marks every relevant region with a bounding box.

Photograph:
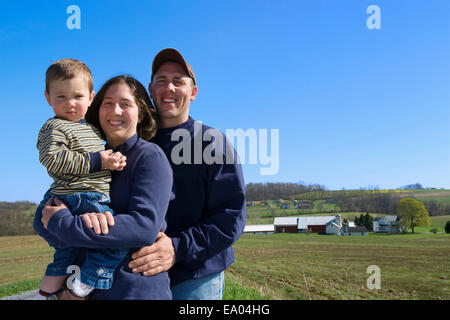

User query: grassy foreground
[0,235,52,297]
[228,233,450,300]
[1,233,449,299]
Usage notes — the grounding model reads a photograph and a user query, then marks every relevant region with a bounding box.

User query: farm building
[274,217,299,233]
[295,200,312,209]
[341,226,369,236]
[274,215,343,235]
[373,215,402,233]
[243,224,275,235]
[325,215,342,235]
[298,215,342,235]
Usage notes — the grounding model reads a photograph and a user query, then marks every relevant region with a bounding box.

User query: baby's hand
[100,150,127,171]
[111,151,127,171]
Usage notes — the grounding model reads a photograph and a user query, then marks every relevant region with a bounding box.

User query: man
[128,48,246,299]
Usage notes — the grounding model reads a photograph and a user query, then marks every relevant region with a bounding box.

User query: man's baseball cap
[151,48,196,85]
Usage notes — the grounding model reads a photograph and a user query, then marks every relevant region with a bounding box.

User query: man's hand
[42,197,67,229]
[81,211,115,235]
[128,232,176,276]
[100,150,127,171]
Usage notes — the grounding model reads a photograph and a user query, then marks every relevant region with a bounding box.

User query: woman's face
[99,83,140,148]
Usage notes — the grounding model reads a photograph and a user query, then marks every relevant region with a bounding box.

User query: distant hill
[290,189,450,217]
[0,201,37,213]
[0,201,38,236]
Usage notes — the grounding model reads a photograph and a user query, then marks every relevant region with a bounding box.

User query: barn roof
[297,216,336,229]
[374,215,399,223]
[384,215,399,222]
[244,224,275,233]
[273,217,298,226]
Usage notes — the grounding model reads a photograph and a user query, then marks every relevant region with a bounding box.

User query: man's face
[150,61,197,127]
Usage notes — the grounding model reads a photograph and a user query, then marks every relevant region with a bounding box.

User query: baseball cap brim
[151,48,196,85]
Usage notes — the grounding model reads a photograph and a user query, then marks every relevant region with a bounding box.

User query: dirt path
[0,289,39,300]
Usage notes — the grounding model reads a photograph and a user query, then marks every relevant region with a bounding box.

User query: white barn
[274,217,299,233]
[243,224,275,235]
[297,215,342,235]
[325,215,342,235]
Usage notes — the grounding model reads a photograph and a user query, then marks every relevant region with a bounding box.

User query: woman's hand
[81,211,115,235]
[128,232,176,276]
[42,197,67,229]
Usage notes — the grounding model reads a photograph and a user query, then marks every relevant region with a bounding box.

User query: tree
[364,212,374,231]
[354,212,374,231]
[397,198,430,233]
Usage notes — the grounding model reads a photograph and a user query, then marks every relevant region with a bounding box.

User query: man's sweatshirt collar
[157,116,195,135]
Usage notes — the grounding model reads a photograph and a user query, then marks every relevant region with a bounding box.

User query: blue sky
[1,0,449,203]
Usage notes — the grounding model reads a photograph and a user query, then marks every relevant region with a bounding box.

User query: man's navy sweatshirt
[151,117,246,285]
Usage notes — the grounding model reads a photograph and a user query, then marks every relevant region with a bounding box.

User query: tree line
[336,193,450,217]
[337,193,400,215]
[0,201,36,236]
[245,182,325,201]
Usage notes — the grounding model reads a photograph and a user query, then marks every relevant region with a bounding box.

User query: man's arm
[128,232,176,276]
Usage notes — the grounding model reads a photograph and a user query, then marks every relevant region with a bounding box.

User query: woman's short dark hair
[86,75,158,142]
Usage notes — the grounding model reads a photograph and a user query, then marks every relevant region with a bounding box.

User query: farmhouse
[373,215,402,233]
[243,224,275,235]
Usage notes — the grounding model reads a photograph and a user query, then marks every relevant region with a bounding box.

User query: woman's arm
[41,199,114,235]
[45,148,173,249]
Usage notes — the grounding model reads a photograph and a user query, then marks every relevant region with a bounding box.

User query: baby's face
[45,76,94,122]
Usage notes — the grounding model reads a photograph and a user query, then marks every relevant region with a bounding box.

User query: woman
[40,75,173,300]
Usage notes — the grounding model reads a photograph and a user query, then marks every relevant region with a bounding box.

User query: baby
[33,58,128,299]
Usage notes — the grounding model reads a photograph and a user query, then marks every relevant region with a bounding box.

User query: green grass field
[1,191,448,299]
[228,232,450,300]
[0,235,52,297]
[1,231,449,299]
